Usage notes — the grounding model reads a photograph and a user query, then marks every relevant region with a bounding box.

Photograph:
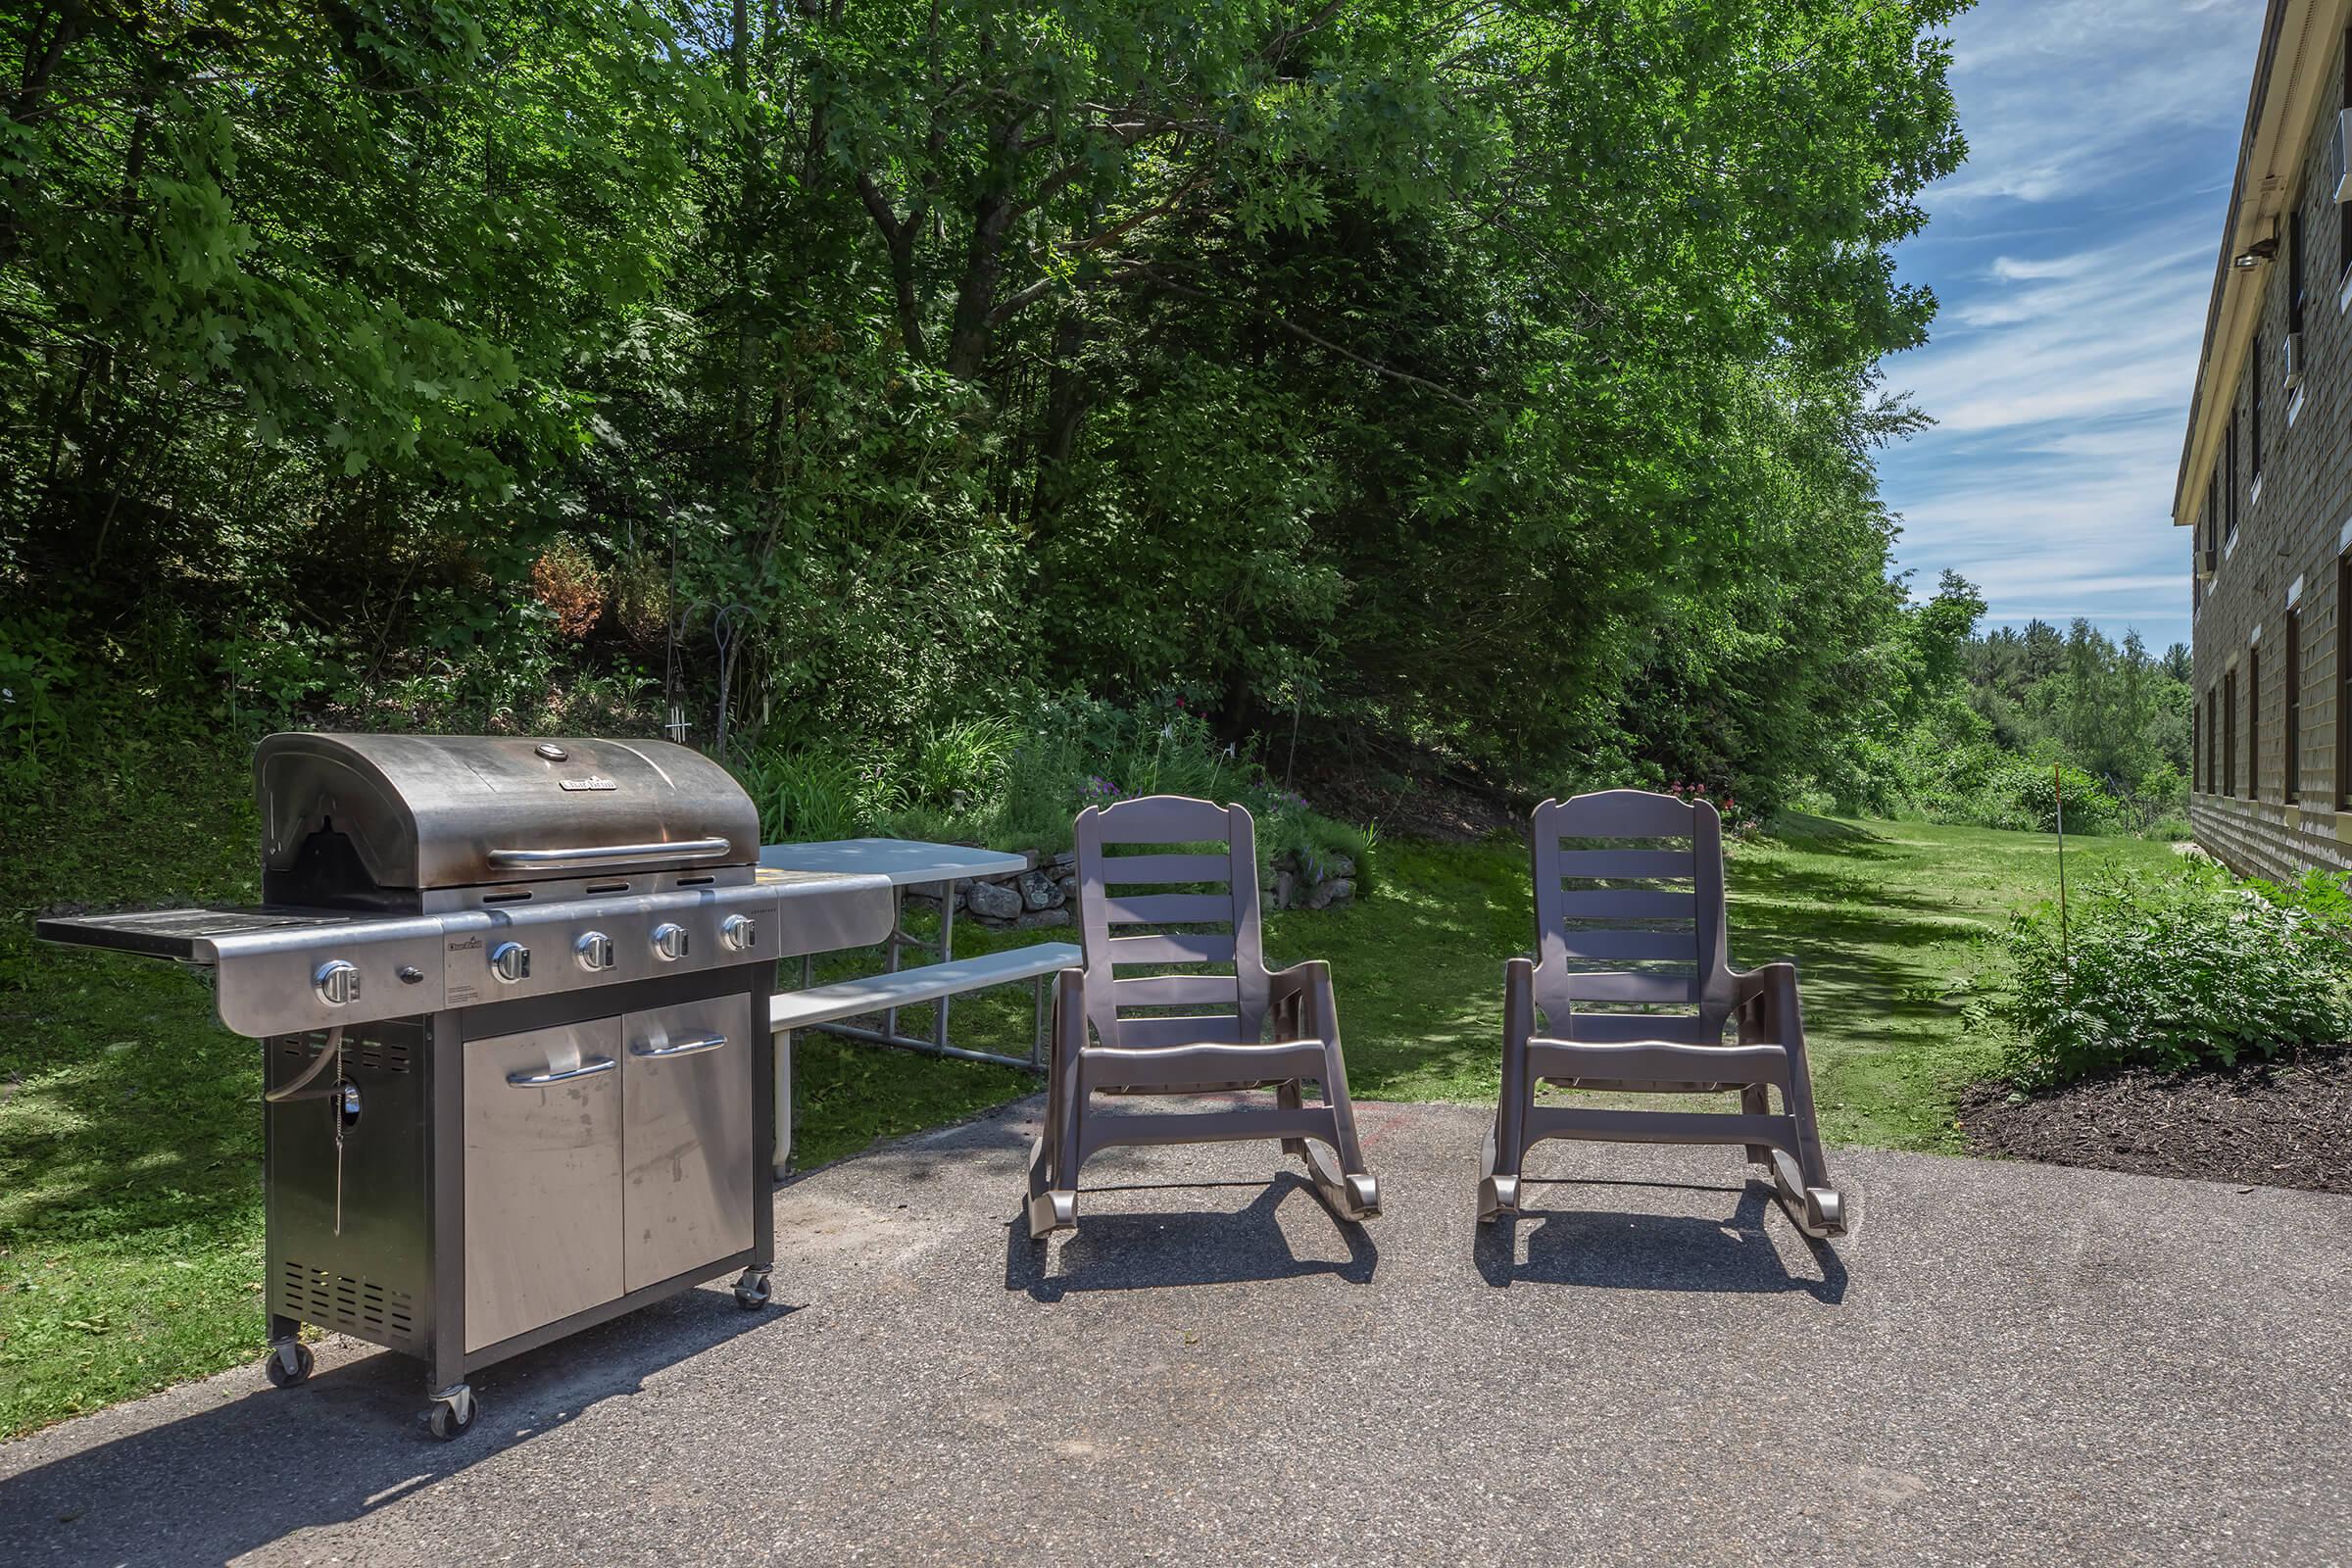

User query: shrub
[1897,737,2122,835]
[2001,862,2352,1087]
[733,689,1378,893]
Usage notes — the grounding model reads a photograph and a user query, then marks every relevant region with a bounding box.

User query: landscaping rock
[1050,851,1076,870]
[964,878,1022,921]
[1018,868,1065,910]
[1306,876,1353,911]
[1272,868,1297,910]
[1054,873,1078,906]
[1014,907,1071,930]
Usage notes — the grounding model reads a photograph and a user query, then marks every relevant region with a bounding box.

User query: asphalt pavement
[4,1096,2348,1566]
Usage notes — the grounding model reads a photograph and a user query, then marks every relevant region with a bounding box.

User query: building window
[2339,556,2352,808]
[2285,608,2302,805]
[2227,409,2240,543]
[2249,647,2263,800]
[2251,344,2263,481]
[2226,666,2238,797]
[2343,29,2352,280]
[2209,685,2221,796]
[2193,698,2203,792]
[2290,201,2307,335]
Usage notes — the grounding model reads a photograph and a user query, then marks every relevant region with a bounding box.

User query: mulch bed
[1959,1047,2352,1195]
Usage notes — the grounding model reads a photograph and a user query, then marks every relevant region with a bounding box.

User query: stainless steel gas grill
[36,733,892,1439]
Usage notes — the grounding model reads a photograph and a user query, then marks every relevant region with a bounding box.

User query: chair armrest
[1731,960,1803,1042]
[1053,966,1089,1054]
[1265,958,1336,1044]
[1504,956,1537,1050]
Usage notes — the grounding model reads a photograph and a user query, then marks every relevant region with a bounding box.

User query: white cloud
[1930,0,2258,207]
[1876,0,2267,650]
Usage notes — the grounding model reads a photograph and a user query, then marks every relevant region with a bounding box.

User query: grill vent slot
[280,1259,418,1347]
[279,1030,415,1074]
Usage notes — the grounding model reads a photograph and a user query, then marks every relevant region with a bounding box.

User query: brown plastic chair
[1478,789,1847,1239]
[1025,795,1381,1240]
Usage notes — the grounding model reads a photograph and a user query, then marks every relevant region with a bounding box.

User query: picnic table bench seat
[769,942,1080,1176]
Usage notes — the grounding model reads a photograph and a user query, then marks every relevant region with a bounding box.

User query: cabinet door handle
[507,1055,617,1086]
[628,1033,728,1059]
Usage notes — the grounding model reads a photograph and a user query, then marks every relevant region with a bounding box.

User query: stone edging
[906,849,1357,931]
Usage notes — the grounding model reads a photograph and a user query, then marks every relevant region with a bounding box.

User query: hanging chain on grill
[332,1027,346,1237]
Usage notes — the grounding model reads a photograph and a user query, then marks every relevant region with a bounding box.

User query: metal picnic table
[758,838,1076,1069]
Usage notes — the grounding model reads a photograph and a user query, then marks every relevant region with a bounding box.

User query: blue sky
[1877,0,2266,654]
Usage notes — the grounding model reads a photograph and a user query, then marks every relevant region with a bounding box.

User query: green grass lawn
[2,805,2178,1438]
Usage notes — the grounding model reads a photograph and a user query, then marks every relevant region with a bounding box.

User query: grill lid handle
[486,838,733,868]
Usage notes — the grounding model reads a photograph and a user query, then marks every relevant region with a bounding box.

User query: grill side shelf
[33,907,365,963]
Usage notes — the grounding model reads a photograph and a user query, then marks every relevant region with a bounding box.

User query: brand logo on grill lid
[558,775,618,792]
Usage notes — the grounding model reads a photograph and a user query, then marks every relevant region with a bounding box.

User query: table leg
[883,884,905,1046]
[772,1027,793,1179]
[1031,971,1048,1071]
[934,880,956,1054]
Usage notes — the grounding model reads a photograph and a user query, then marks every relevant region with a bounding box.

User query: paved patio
[4,1097,2349,1566]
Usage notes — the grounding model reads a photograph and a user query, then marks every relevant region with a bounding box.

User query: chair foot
[1024,1134,1076,1239]
[1767,1149,1848,1240]
[1477,1173,1520,1225]
[1478,1117,1521,1224]
[1027,1188,1077,1241]
[1298,1141,1380,1222]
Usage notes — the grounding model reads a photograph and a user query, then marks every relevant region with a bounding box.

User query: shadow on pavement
[1473,1179,1848,1302]
[1005,1172,1379,1300]
[0,1287,774,1566]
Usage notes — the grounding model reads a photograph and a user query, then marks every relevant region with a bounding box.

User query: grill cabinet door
[621,994,756,1292]
[463,1019,625,1352]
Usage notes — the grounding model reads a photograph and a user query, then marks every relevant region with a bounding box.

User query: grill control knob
[720,913,758,953]
[574,930,615,972]
[314,959,362,1007]
[489,941,532,984]
[652,922,690,962]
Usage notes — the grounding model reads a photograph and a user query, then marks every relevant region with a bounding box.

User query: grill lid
[257,733,759,891]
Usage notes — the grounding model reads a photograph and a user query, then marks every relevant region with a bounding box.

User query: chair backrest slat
[1554,849,1693,880]
[1096,852,1231,885]
[1104,931,1237,966]
[1530,789,1732,1037]
[1099,892,1232,926]
[1111,972,1239,1007]
[1111,1014,1244,1049]
[1076,796,1267,1051]
[1556,888,1695,921]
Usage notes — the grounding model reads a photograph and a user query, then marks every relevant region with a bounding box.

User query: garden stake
[2054,763,2069,968]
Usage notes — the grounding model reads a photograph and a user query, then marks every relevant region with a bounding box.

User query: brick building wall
[2188,23,2352,884]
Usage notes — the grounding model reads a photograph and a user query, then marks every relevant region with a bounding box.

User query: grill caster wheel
[733,1267,771,1310]
[426,1384,476,1442]
[266,1341,314,1389]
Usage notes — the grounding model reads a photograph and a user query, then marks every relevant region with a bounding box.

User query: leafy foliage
[737,689,1371,883]
[1814,583,2193,836]
[2,0,1969,815]
[2002,863,2352,1088]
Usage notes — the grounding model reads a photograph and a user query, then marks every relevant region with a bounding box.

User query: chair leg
[1276,1078,1308,1159]
[1769,1040,1847,1240]
[1027,989,1082,1241]
[1299,1044,1378,1221]
[1740,1083,1772,1168]
[1479,1027,1533,1225]
[1477,1115,1520,1225]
